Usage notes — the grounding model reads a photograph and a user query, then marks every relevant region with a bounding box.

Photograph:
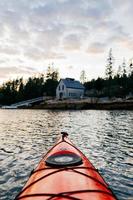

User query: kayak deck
[15,132,117,200]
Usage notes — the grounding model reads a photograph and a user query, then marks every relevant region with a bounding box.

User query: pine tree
[117,65,122,77]
[105,48,114,79]
[46,64,52,79]
[46,63,59,81]
[122,58,127,77]
[80,70,86,84]
[129,58,133,76]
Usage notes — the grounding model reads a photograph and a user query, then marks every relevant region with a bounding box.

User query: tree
[46,64,52,79]
[1,81,16,104]
[121,58,127,77]
[105,48,114,80]
[17,78,24,101]
[46,63,59,81]
[129,58,133,76]
[80,70,87,84]
[44,79,58,96]
[94,77,104,91]
[45,64,59,96]
[105,49,114,97]
[51,70,59,81]
[117,65,122,78]
[23,75,45,99]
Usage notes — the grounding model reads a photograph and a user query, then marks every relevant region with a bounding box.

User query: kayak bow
[15,132,117,200]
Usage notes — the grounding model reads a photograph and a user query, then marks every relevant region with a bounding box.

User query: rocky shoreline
[32,98,133,110]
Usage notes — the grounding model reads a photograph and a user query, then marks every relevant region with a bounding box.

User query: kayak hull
[15,133,117,200]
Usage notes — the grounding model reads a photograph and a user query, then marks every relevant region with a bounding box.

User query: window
[62,85,64,90]
[59,86,60,90]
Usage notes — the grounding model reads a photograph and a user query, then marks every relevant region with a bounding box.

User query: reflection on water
[0,109,133,200]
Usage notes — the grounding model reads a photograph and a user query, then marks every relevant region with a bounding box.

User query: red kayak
[15,132,117,200]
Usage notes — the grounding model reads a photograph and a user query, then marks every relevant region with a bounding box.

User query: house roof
[61,78,84,89]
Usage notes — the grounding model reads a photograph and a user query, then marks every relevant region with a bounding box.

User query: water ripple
[0,109,132,200]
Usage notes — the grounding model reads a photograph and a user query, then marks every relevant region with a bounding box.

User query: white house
[56,78,84,99]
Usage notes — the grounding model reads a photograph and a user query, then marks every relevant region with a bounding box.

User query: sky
[0,0,133,84]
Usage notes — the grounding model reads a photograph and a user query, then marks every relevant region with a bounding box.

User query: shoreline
[31,99,133,110]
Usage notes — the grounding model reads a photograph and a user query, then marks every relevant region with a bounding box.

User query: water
[0,109,132,200]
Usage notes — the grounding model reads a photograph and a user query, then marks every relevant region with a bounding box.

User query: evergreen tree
[44,79,58,96]
[129,58,133,76]
[45,64,59,96]
[51,70,59,81]
[105,48,114,79]
[117,65,122,78]
[94,77,104,91]
[122,58,127,77]
[46,63,59,81]
[18,78,24,101]
[80,70,87,84]
[46,64,52,79]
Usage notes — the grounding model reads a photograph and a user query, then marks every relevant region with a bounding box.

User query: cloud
[25,50,66,60]
[0,0,113,53]
[0,66,36,80]
[63,34,82,51]
[87,42,107,54]
[105,24,133,50]
[0,0,124,57]
[0,0,133,82]
[0,46,20,55]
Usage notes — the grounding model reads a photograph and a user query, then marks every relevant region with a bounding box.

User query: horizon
[0,0,133,84]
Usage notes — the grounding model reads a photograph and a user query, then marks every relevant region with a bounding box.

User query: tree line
[0,66,59,105]
[0,49,133,105]
[82,49,133,98]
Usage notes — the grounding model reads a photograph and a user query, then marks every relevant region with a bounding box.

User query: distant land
[0,58,133,110]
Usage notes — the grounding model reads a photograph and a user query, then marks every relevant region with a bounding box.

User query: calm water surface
[0,109,133,200]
